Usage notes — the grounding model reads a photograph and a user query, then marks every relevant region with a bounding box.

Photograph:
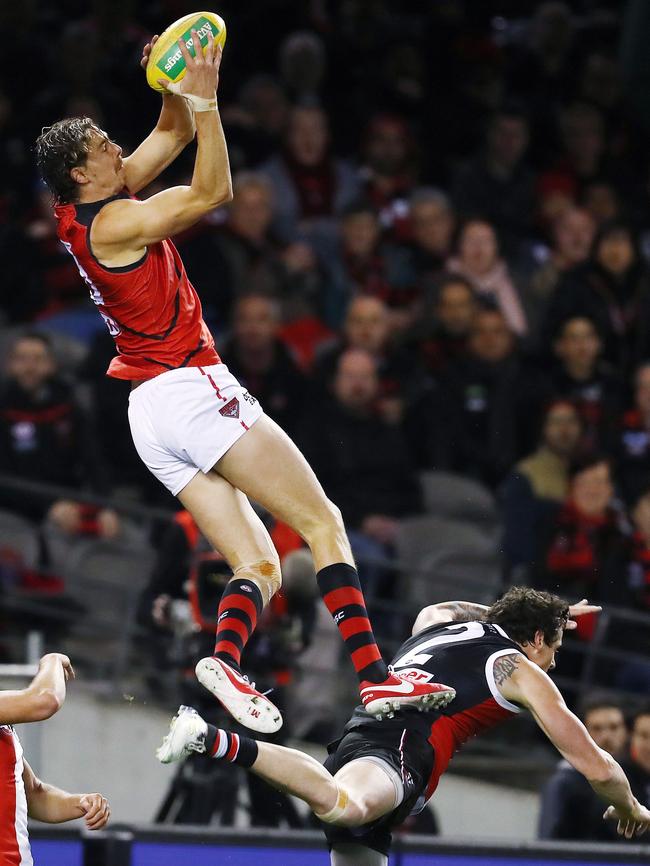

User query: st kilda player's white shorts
[128,363,263,496]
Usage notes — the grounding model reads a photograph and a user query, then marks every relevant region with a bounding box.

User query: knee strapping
[234,559,281,604]
[314,785,351,825]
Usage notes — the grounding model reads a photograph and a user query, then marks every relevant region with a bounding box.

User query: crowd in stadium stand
[1,0,650,832]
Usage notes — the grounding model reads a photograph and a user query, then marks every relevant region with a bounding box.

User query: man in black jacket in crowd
[297,347,421,564]
[539,694,628,842]
[0,332,115,534]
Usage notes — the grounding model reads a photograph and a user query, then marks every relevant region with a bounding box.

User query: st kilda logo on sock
[219,397,240,419]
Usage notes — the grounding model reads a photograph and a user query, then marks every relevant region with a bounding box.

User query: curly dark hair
[35,118,99,203]
[486,586,569,646]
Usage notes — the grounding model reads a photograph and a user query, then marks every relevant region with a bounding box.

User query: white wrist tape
[167,83,217,112]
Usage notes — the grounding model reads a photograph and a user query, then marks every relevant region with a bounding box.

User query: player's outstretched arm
[23,760,110,829]
[92,29,232,259]
[412,601,489,634]
[122,35,196,195]
[498,655,650,838]
[412,598,602,636]
[0,653,73,725]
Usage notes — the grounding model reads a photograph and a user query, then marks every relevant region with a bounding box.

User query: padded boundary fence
[30,825,650,865]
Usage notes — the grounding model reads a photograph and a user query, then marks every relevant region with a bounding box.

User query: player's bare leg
[177,472,283,732]
[212,414,455,715]
[157,706,397,826]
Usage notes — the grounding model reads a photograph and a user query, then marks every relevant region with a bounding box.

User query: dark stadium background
[2,0,650,862]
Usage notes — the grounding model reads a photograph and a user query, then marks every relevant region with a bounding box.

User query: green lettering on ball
[156,16,219,79]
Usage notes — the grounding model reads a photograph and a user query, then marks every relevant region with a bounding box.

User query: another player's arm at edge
[498,654,648,837]
[92,32,231,260]
[22,759,110,829]
[0,654,110,829]
[0,653,72,724]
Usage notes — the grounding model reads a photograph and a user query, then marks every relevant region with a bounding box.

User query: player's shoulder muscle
[92,198,142,246]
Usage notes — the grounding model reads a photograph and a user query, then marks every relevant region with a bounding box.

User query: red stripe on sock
[351,644,383,673]
[213,640,241,661]
[226,733,240,762]
[222,594,259,623]
[338,616,373,640]
[217,617,250,641]
[322,587,365,614]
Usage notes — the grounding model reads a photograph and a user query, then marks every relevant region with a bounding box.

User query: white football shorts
[127,363,263,496]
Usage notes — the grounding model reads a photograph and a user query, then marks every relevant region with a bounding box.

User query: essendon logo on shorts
[219,397,240,419]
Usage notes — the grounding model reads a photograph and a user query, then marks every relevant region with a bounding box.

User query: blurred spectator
[0,220,45,325]
[0,332,118,535]
[553,102,607,191]
[615,364,650,506]
[279,31,326,103]
[297,348,422,584]
[446,219,527,336]
[261,105,360,244]
[507,3,576,115]
[622,707,650,808]
[501,400,583,580]
[627,490,650,611]
[580,181,622,229]
[526,208,596,336]
[407,274,477,378]
[176,172,321,329]
[539,694,628,841]
[24,186,98,337]
[313,296,419,420]
[452,105,535,247]
[81,329,170,504]
[408,188,456,293]
[220,294,307,436]
[540,454,629,604]
[423,307,543,486]
[544,221,650,374]
[358,113,418,242]
[546,316,622,452]
[222,75,290,170]
[322,201,415,329]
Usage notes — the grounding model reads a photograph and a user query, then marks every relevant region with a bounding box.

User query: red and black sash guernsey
[342,620,522,803]
[54,192,220,380]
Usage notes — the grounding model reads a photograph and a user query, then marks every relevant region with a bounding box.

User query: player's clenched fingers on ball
[140,36,159,69]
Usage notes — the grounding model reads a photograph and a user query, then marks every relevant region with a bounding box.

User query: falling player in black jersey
[155,587,650,865]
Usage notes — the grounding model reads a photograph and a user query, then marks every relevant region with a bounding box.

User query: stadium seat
[419,471,500,535]
[0,509,40,571]
[396,515,502,609]
[63,539,156,678]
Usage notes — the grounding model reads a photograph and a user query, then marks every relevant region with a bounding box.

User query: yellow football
[146,11,226,94]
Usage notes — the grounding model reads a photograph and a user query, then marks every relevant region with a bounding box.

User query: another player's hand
[78,793,111,830]
[157,29,222,98]
[40,653,75,682]
[140,35,159,71]
[565,599,602,630]
[603,801,650,838]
